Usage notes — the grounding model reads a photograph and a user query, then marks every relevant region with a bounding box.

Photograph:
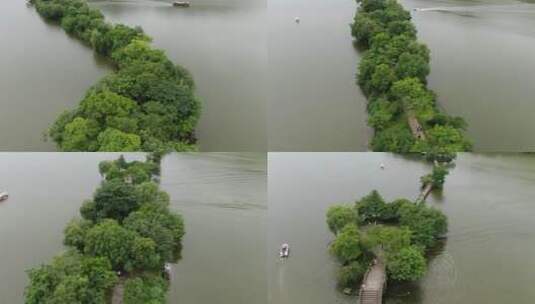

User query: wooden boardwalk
[407,111,426,141]
[111,277,125,304]
[416,182,433,203]
[358,260,386,304]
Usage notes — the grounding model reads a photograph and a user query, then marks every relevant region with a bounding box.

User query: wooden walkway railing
[358,260,386,304]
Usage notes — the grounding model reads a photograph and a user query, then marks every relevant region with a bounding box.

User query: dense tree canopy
[351,0,470,158]
[330,224,363,264]
[25,251,117,304]
[25,155,183,303]
[386,246,426,281]
[32,0,201,152]
[326,205,359,235]
[327,190,448,289]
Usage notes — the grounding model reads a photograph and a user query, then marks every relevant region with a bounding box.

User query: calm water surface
[268,0,370,151]
[268,153,535,303]
[93,0,268,152]
[402,0,535,151]
[0,1,109,151]
[0,152,267,303]
[1,0,266,151]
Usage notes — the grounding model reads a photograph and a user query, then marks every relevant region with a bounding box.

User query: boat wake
[413,4,535,14]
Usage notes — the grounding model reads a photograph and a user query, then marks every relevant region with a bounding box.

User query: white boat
[280,243,290,258]
[0,191,8,202]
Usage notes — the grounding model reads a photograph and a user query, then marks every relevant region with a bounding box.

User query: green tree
[330,224,362,264]
[25,251,117,304]
[421,165,449,189]
[371,123,414,153]
[64,218,93,252]
[61,117,99,151]
[364,226,411,254]
[337,261,367,289]
[368,98,398,130]
[370,64,396,94]
[97,128,141,152]
[83,219,136,270]
[390,78,435,122]
[386,246,426,281]
[354,190,387,222]
[124,275,168,304]
[82,179,140,222]
[326,205,358,235]
[398,202,447,249]
[124,204,185,262]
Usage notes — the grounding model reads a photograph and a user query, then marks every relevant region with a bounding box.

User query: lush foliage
[351,0,471,159]
[330,224,363,264]
[25,251,117,304]
[327,190,447,290]
[326,205,359,235]
[421,165,449,189]
[32,0,201,152]
[385,246,426,281]
[25,155,183,303]
[124,274,168,304]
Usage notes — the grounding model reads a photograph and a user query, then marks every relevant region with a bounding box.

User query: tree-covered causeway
[24,155,185,303]
[351,0,471,160]
[31,0,201,152]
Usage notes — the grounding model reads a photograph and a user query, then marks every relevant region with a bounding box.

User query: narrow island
[24,154,185,304]
[30,0,201,152]
[351,0,471,160]
[326,163,450,302]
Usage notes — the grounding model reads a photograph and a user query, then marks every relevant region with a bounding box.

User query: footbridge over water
[358,260,386,304]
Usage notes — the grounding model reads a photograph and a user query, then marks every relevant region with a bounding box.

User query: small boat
[280,243,290,258]
[380,163,385,169]
[0,191,8,202]
[294,17,300,23]
[173,1,190,7]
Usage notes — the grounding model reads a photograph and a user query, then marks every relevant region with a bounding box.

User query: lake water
[0,0,267,152]
[93,0,268,152]
[2,0,535,151]
[402,0,535,151]
[268,0,370,151]
[268,153,535,303]
[0,152,267,303]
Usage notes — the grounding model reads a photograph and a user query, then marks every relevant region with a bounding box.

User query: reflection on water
[0,152,267,303]
[269,153,535,304]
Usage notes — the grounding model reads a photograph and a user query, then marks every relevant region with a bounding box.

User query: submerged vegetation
[351,0,471,161]
[326,190,447,291]
[25,155,184,303]
[31,0,201,152]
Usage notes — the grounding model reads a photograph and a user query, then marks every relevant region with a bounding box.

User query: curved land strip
[31,0,201,152]
[351,0,471,161]
[24,155,185,304]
